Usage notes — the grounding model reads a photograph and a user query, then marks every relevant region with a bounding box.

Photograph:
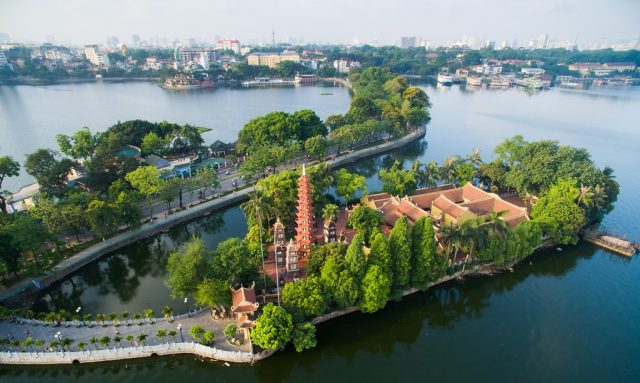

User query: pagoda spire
[294,165,314,257]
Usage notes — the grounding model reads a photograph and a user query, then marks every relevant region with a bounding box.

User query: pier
[583,229,638,257]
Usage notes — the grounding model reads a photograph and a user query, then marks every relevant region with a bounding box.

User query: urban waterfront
[0,83,637,381]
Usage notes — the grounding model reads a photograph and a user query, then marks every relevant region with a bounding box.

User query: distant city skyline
[1,0,638,48]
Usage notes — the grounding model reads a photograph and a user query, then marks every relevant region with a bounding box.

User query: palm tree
[57,309,68,324]
[34,339,45,352]
[322,203,339,222]
[143,309,154,324]
[468,148,483,167]
[591,185,608,211]
[114,336,122,348]
[10,339,21,351]
[96,313,106,327]
[83,313,92,327]
[121,310,130,326]
[22,337,34,353]
[108,312,119,327]
[441,156,460,184]
[137,333,148,346]
[241,192,275,227]
[61,338,73,351]
[460,218,489,270]
[156,329,167,344]
[168,330,177,343]
[438,223,461,266]
[48,340,60,352]
[77,341,86,353]
[126,334,135,347]
[602,165,615,180]
[162,306,173,322]
[578,184,594,208]
[134,313,143,326]
[483,210,510,239]
[99,336,111,349]
[90,336,99,350]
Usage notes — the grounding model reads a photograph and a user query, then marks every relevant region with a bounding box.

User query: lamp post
[184,297,190,318]
[76,307,82,326]
[177,324,184,342]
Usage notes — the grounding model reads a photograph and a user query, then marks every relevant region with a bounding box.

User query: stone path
[0,310,250,354]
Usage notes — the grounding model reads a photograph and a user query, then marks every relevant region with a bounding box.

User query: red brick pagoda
[294,164,314,257]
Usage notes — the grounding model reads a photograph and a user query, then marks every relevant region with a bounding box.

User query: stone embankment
[0,125,426,304]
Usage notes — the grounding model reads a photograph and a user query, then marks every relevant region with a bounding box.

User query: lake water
[2,83,640,382]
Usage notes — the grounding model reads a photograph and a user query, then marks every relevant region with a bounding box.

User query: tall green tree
[388,216,411,295]
[194,277,231,309]
[410,217,437,288]
[24,149,75,192]
[531,179,586,245]
[368,231,392,275]
[209,238,259,285]
[359,265,391,313]
[292,322,317,352]
[282,277,327,318]
[320,254,359,309]
[304,135,328,160]
[345,233,367,281]
[166,237,209,298]
[347,205,383,244]
[125,165,163,219]
[56,127,101,163]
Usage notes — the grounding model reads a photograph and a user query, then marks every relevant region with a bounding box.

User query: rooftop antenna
[272,29,275,47]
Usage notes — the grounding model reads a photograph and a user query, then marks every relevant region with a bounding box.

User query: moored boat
[437,73,453,85]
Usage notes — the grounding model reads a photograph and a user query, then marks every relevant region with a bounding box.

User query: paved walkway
[0,310,250,353]
[0,126,426,303]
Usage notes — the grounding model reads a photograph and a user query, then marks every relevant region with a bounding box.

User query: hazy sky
[1,0,638,46]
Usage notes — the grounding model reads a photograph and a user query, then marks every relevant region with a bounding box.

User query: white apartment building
[521,68,545,75]
[84,45,110,66]
[0,50,8,65]
[216,39,240,54]
[333,59,361,74]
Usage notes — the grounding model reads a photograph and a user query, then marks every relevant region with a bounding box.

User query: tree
[125,165,163,218]
[321,203,339,222]
[293,109,328,140]
[56,127,100,162]
[345,233,367,281]
[86,198,120,239]
[162,306,173,321]
[389,216,411,295]
[306,242,348,278]
[282,277,327,318]
[210,238,259,285]
[347,205,383,244]
[99,336,111,349]
[379,161,417,196]
[141,131,167,155]
[346,96,380,123]
[0,155,20,213]
[320,254,359,309]
[60,203,89,241]
[410,217,437,288]
[193,165,220,199]
[195,277,231,309]
[531,179,586,245]
[251,303,293,350]
[24,149,75,192]
[202,331,215,346]
[166,236,209,298]
[304,135,328,160]
[255,170,299,227]
[156,329,167,344]
[224,324,238,340]
[137,333,148,346]
[368,231,392,275]
[144,309,154,324]
[454,162,475,186]
[359,265,391,313]
[158,178,181,211]
[292,322,317,352]
[5,213,53,273]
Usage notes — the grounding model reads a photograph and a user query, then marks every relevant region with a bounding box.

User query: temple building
[294,164,314,256]
[362,182,529,228]
[230,283,259,339]
[324,220,337,243]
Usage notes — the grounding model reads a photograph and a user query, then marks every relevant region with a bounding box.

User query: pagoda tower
[294,164,314,257]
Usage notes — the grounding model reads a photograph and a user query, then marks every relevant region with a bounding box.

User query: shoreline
[0,126,426,304]
[0,253,522,366]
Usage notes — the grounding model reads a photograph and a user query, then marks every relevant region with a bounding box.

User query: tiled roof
[432,195,469,218]
[231,283,259,314]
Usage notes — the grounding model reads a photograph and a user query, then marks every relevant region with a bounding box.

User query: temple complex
[294,164,314,257]
[230,282,259,339]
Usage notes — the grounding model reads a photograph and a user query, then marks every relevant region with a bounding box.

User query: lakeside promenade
[0,126,426,304]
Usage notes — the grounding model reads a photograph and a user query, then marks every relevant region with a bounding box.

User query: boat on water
[466,76,482,87]
[163,73,214,90]
[437,73,454,85]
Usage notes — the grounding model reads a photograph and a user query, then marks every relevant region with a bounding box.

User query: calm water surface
[2,83,640,382]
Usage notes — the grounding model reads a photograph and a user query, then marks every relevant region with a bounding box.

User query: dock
[583,229,638,257]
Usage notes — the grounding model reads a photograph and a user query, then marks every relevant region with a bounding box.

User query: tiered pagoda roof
[294,164,314,256]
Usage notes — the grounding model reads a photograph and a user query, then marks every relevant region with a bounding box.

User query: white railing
[0,342,253,365]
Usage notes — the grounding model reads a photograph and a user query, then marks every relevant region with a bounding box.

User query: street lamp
[76,307,82,326]
[177,324,184,342]
[184,297,190,318]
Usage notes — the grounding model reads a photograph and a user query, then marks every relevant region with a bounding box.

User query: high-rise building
[132,34,141,47]
[536,34,548,49]
[0,50,8,66]
[400,36,418,48]
[84,45,110,66]
[333,59,360,74]
[174,47,218,66]
[216,39,240,54]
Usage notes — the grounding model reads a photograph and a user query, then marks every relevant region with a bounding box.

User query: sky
[0,0,638,46]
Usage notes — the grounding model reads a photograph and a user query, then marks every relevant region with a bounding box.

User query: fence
[0,342,253,365]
